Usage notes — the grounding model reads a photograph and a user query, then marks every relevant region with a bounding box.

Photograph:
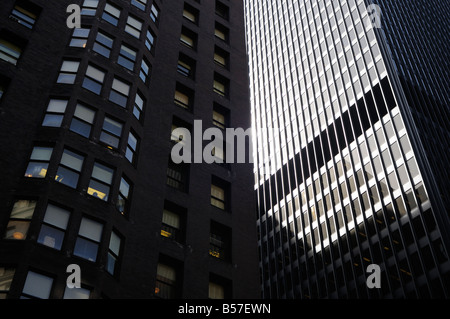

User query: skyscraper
[245,0,449,298]
[0,0,259,299]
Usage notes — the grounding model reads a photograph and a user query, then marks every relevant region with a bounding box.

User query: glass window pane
[70,118,91,138]
[43,204,70,229]
[109,232,121,255]
[103,117,122,136]
[37,224,65,250]
[43,114,64,127]
[30,147,53,161]
[22,272,53,299]
[79,218,102,242]
[55,166,79,188]
[91,162,114,184]
[88,179,110,201]
[60,150,84,171]
[74,104,95,123]
[25,162,49,178]
[47,99,67,113]
[85,65,105,82]
[63,287,90,299]
[10,200,36,219]
[60,61,79,73]
[112,78,130,96]
[74,237,98,261]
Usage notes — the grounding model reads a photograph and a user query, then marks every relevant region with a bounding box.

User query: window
[139,58,150,83]
[155,263,177,299]
[117,44,137,71]
[81,0,99,16]
[93,31,113,58]
[0,267,15,298]
[0,35,23,65]
[209,281,225,299]
[177,53,195,78]
[102,3,121,26]
[214,22,229,43]
[70,103,95,138]
[42,99,68,127]
[37,204,70,250]
[171,117,191,144]
[210,222,231,261]
[116,176,131,216]
[214,46,229,68]
[9,1,40,29]
[125,15,143,39]
[183,3,199,24]
[180,27,197,49]
[74,217,103,262]
[133,91,145,120]
[100,116,123,149]
[125,130,138,164]
[213,104,228,129]
[160,203,185,243]
[25,146,53,178]
[63,286,91,299]
[88,162,114,201]
[55,148,84,189]
[174,83,194,110]
[82,64,105,95]
[106,231,121,275]
[109,77,130,107]
[213,73,229,97]
[215,1,229,20]
[150,3,160,24]
[70,28,90,48]
[131,0,147,11]
[145,29,156,52]
[211,182,226,210]
[21,271,53,299]
[57,60,80,84]
[4,199,36,240]
[166,160,189,192]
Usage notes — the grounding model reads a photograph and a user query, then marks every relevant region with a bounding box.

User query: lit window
[73,217,103,262]
[57,60,80,84]
[150,4,160,24]
[82,64,105,95]
[0,37,22,65]
[125,15,143,39]
[125,130,138,164]
[100,116,123,149]
[81,0,99,16]
[4,199,36,240]
[109,77,130,107]
[42,99,68,127]
[70,103,96,138]
[25,146,53,178]
[102,3,121,26]
[9,1,39,29]
[155,263,176,299]
[37,204,70,250]
[70,28,90,48]
[131,0,147,11]
[88,162,114,201]
[93,31,113,58]
[209,282,225,299]
[211,183,226,210]
[118,44,137,71]
[106,231,121,275]
[161,208,182,242]
[116,176,131,216]
[0,267,15,299]
[21,271,53,299]
[55,148,84,189]
[213,109,226,129]
[209,222,231,261]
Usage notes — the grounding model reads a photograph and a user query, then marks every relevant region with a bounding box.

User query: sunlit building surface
[0,0,258,298]
[245,0,450,298]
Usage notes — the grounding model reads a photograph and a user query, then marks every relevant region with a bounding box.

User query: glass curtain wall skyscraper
[245,0,450,298]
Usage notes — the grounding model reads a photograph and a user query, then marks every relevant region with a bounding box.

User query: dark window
[9,1,40,29]
[210,221,231,262]
[215,1,229,20]
[70,103,96,138]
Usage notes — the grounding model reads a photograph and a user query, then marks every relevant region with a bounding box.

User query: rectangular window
[4,199,36,240]
[93,31,113,58]
[125,15,143,39]
[9,1,39,29]
[214,22,229,43]
[213,73,229,97]
[174,83,193,110]
[100,116,123,149]
[106,231,121,275]
[57,60,80,84]
[37,204,70,250]
[180,27,197,49]
[21,271,53,299]
[211,183,226,210]
[145,29,156,52]
[177,53,195,78]
[183,3,199,24]
[70,28,90,48]
[125,130,138,164]
[74,217,103,262]
[117,44,137,71]
[212,104,228,129]
[131,0,147,11]
[155,263,177,299]
[81,0,99,16]
[116,176,131,216]
[209,281,225,299]
[214,46,229,68]
[25,146,53,178]
[160,202,185,243]
[82,64,105,95]
[55,149,84,189]
[63,286,91,299]
[0,267,15,298]
[0,36,23,65]
[42,99,68,127]
[150,4,160,24]
[109,77,130,107]
[209,222,231,261]
[139,58,150,83]
[102,3,121,26]
[133,91,145,120]
[215,1,229,20]
[88,162,114,201]
[166,161,189,192]
[70,103,96,138]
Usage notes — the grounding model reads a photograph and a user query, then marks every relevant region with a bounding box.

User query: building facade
[0,0,259,299]
[245,0,450,298]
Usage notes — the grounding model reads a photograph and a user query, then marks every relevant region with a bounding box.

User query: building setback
[0,0,259,299]
[245,0,450,298]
